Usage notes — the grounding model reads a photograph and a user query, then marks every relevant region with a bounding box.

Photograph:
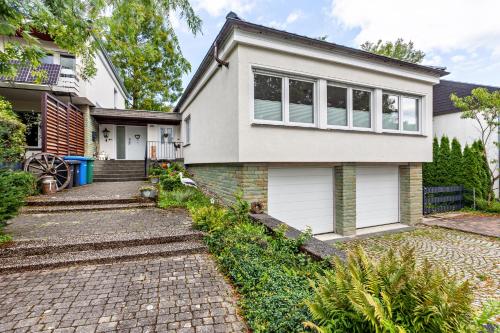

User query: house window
[40,53,53,64]
[401,97,419,131]
[185,116,191,144]
[16,111,41,147]
[352,89,371,128]
[254,73,283,121]
[60,55,76,71]
[289,79,314,124]
[382,94,400,130]
[327,85,347,126]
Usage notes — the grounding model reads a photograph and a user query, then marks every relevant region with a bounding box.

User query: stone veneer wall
[334,163,356,236]
[399,163,423,225]
[82,106,98,158]
[187,164,268,208]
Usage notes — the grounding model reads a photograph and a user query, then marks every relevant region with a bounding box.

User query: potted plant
[149,174,160,184]
[140,185,157,199]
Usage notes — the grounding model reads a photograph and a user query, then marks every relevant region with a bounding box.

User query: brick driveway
[0,254,246,333]
[334,226,500,307]
[422,212,500,238]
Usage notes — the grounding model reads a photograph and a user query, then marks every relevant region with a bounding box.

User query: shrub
[305,246,474,333]
[191,205,228,232]
[0,170,37,225]
[148,166,166,176]
[475,198,500,213]
[0,97,26,163]
[159,172,181,191]
[158,187,210,209]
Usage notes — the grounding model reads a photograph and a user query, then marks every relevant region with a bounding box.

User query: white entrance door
[158,126,175,159]
[268,168,334,234]
[125,126,147,160]
[356,166,399,228]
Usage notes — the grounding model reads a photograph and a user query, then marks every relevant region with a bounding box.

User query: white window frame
[381,91,422,134]
[184,115,191,145]
[325,82,350,129]
[326,84,374,131]
[251,69,317,128]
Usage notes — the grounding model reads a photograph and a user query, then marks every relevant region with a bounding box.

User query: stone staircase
[93,160,147,182]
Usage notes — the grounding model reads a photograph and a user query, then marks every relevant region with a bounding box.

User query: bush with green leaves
[159,172,182,191]
[0,96,26,163]
[158,187,210,210]
[305,246,475,333]
[0,169,37,229]
[475,198,500,213]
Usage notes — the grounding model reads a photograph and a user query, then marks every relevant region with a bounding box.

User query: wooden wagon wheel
[24,153,71,191]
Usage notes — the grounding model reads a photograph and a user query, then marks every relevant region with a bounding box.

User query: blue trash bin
[64,156,88,185]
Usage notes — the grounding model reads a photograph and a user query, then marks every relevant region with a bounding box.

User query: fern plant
[305,246,474,333]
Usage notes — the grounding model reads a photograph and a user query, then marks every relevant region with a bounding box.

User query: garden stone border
[250,213,346,262]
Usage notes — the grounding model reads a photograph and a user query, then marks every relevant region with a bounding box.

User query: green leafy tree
[104,0,201,111]
[0,0,108,81]
[360,38,425,63]
[423,137,439,186]
[436,136,451,185]
[451,88,500,201]
[0,97,26,162]
[450,138,463,185]
[472,141,492,199]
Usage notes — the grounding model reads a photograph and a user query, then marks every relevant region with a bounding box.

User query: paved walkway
[0,182,247,332]
[423,212,500,238]
[335,226,500,307]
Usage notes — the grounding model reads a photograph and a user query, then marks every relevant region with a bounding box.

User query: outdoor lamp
[103,128,110,141]
[134,134,141,140]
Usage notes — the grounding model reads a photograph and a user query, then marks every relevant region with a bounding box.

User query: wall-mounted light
[134,134,141,140]
[103,128,110,141]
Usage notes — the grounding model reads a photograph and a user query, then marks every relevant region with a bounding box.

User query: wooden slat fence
[42,93,84,156]
[423,185,464,215]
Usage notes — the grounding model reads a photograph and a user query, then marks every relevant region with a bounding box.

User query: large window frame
[251,70,318,128]
[184,115,191,145]
[381,91,421,134]
[326,83,374,131]
[15,110,42,148]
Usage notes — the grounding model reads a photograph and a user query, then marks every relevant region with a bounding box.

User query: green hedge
[0,169,37,225]
[0,97,26,163]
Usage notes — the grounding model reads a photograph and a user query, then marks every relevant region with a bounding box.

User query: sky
[172,0,500,89]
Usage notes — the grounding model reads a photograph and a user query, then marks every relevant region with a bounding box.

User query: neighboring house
[0,32,182,164]
[174,13,448,236]
[433,80,500,197]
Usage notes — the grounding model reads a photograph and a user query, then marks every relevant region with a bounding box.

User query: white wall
[181,49,240,164]
[98,124,116,159]
[434,112,499,195]
[236,44,435,163]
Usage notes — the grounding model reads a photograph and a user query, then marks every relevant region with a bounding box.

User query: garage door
[356,166,399,228]
[268,168,334,234]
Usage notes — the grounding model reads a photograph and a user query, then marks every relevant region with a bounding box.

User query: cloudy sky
[174,0,500,88]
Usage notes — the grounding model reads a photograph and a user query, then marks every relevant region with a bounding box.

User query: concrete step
[0,229,205,258]
[0,241,208,273]
[93,173,146,178]
[21,202,156,214]
[26,197,147,206]
[94,177,147,182]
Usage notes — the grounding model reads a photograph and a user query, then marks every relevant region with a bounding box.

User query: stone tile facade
[82,106,98,158]
[334,163,356,236]
[188,164,268,209]
[399,163,423,226]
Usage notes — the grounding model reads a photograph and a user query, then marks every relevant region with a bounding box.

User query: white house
[433,80,499,197]
[175,12,448,236]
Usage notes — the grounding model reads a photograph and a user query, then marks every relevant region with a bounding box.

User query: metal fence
[146,141,183,161]
[423,185,464,215]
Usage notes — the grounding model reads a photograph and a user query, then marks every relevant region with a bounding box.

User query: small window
[16,111,41,147]
[402,97,419,131]
[289,79,314,124]
[254,73,282,121]
[167,128,173,143]
[185,116,191,144]
[327,86,347,126]
[382,94,399,130]
[60,55,76,71]
[40,53,53,64]
[352,89,371,128]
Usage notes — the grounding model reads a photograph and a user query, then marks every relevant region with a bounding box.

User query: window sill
[251,122,427,137]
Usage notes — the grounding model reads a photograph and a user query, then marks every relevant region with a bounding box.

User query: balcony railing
[146,141,183,161]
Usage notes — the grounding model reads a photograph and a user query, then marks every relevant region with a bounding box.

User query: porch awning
[90,108,181,125]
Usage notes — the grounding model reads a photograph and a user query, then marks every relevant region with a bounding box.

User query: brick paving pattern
[0,254,247,333]
[422,213,500,238]
[335,226,500,307]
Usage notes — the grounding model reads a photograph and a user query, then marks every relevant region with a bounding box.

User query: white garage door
[356,166,399,228]
[268,168,334,234]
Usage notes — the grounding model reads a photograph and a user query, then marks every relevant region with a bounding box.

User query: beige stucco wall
[181,49,240,164]
[236,44,435,163]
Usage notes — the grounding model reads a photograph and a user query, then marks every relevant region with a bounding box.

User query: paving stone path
[0,254,245,333]
[422,212,500,238]
[334,226,500,307]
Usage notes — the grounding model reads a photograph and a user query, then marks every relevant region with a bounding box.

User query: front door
[125,126,147,160]
[158,126,175,159]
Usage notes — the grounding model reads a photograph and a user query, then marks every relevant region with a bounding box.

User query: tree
[423,137,439,186]
[451,88,500,201]
[0,97,26,162]
[360,38,425,64]
[449,138,463,185]
[436,136,451,185]
[0,0,106,81]
[104,0,201,111]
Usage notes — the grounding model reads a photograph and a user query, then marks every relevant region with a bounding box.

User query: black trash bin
[66,160,81,188]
